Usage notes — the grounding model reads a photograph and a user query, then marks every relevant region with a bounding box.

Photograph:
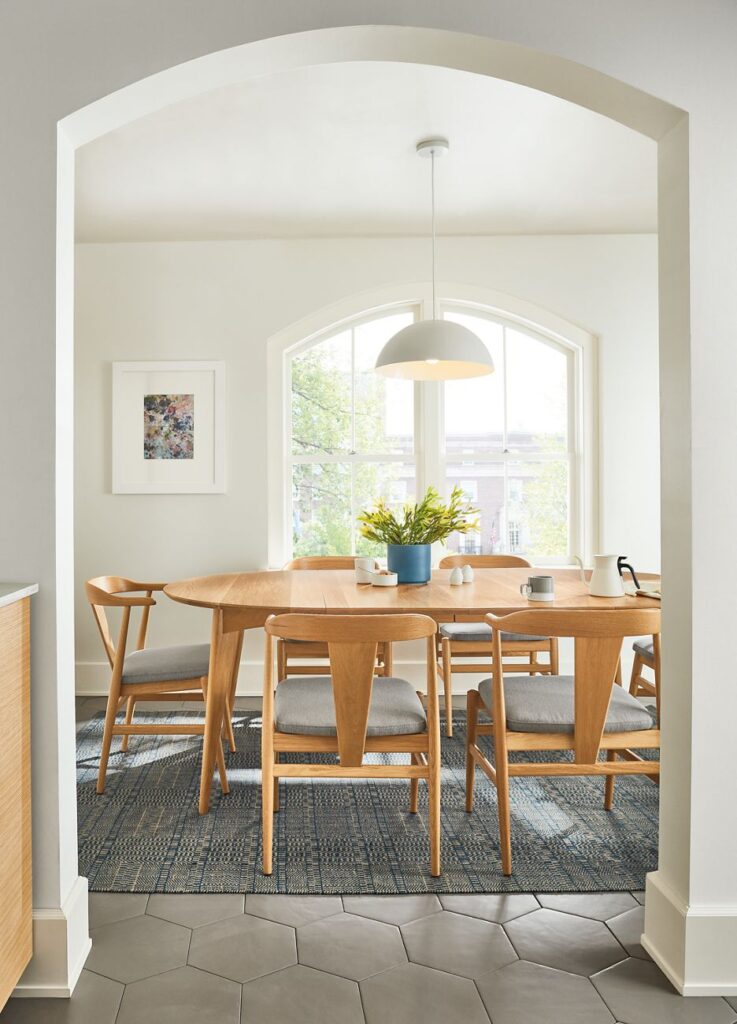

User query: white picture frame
[112,360,225,493]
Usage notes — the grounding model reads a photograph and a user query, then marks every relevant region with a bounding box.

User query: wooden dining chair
[262,612,441,877]
[276,556,393,678]
[629,635,661,722]
[437,555,559,738]
[466,606,660,875]
[85,576,238,795]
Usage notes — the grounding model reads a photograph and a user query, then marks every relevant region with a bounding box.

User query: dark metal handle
[617,556,640,590]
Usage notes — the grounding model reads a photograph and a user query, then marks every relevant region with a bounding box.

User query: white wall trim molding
[12,875,91,999]
[643,871,737,996]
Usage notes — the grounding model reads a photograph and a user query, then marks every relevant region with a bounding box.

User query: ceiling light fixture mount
[375,137,495,381]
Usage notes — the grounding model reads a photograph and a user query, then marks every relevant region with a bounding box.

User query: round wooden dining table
[165,567,660,813]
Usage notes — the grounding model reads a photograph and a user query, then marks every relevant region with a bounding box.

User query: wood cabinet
[0,594,32,1010]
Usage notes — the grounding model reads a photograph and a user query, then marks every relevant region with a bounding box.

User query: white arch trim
[266,281,597,569]
[47,22,699,1001]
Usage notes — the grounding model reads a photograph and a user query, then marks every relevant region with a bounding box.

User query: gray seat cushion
[274,676,427,736]
[122,643,210,684]
[439,622,548,644]
[478,674,654,733]
[633,638,655,661]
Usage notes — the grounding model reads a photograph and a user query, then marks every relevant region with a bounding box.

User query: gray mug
[520,575,555,602]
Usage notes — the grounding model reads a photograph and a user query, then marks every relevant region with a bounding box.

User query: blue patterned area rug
[77,710,658,894]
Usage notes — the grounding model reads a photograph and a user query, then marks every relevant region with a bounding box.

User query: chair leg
[629,654,643,696]
[496,750,513,876]
[530,649,539,675]
[120,697,135,753]
[441,638,453,738]
[409,752,419,813]
[428,748,441,878]
[262,758,274,875]
[215,739,229,795]
[223,697,237,754]
[382,641,393,677]
[604,749,616,810]
[550,637,559,675]
[276,639,286,682]
[97,685,121,794]
[273,752,280,812]
[465,689,479,813]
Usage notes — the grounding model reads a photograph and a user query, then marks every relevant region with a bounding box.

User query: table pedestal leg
[200,610,241,815]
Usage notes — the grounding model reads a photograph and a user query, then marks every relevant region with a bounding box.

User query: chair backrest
[439,554,532,569]
[283,556,378,571]
[486,607,661,764]
[85,576,164,668]
[264,613,437,766]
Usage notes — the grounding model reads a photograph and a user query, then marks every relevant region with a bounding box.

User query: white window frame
[267,284,597,568]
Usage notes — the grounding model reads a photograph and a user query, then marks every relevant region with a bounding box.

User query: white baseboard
[75,652,578,698]
[13,875,91,999]
[643,871,737,996]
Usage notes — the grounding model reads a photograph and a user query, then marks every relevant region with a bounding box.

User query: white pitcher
[588,554,625,597]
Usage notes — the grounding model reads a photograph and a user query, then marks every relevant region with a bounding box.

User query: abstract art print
[143,394,194,460]
[113,361,225,493]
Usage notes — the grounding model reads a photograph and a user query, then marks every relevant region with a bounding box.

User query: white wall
[74,233,659,690]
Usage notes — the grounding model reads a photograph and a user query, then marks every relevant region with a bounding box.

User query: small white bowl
[371,571,398,587]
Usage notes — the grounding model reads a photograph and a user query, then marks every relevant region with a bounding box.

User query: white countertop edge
[0,583,39,609]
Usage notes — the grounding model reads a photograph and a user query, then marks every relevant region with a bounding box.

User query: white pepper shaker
[461,564,474,583]
[449,566,464,586]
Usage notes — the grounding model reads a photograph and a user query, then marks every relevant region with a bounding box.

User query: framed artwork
[112,360,225,493]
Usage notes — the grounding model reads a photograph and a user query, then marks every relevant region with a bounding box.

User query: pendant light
[375,138,494,381]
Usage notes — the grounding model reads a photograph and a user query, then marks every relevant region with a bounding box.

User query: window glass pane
[443,312,504,454]
[291,329,352,455]
[444,459,569,558]
[505,328,567,453]
[292,462,351,556]
[507,459,569,558]
[354,461,416,558]
[354,313,414,455]
[444,461,504,556]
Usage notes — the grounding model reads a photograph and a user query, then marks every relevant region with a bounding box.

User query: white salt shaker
[461,564,474,583]
[449,567,464,586]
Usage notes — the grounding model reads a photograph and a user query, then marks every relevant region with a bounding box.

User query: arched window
[282,298,590,564]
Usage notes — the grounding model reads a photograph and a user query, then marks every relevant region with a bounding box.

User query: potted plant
[357,486,479,584]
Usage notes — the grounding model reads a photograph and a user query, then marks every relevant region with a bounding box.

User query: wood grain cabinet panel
[0,598,32,1010]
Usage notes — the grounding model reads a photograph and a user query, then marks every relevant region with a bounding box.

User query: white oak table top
[165,567,660,623]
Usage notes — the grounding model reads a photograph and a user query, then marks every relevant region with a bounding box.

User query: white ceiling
[75,62,657,242]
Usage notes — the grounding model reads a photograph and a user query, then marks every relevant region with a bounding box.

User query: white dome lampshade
[374,319,494,380]
[375,137,495,382]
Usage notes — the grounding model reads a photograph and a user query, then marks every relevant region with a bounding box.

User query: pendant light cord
[431,149,437,320]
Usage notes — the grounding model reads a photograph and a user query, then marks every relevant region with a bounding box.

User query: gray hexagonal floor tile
[537,893,638,921]
[361,962,490,1024]
[298,913,406,981]
[343,894,441,926]
[0,970,123,1024]
[439,893,538,923]
[504,908,625,977]
[117,966,240,1024]
[241,964,363,1024]
[402,910,517,979]
[245,895,342,928]
[147,894,244,928]
[593,958,737,1023]
[476,959,614,1024]
[632,891,647,905]
[606,905,650,959]
[188,913,296,983]
[727,997,737,1012]
[88,893,148,930]
[86,913,191,983]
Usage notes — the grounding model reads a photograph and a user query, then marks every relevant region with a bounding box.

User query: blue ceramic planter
[387,543,432,585]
